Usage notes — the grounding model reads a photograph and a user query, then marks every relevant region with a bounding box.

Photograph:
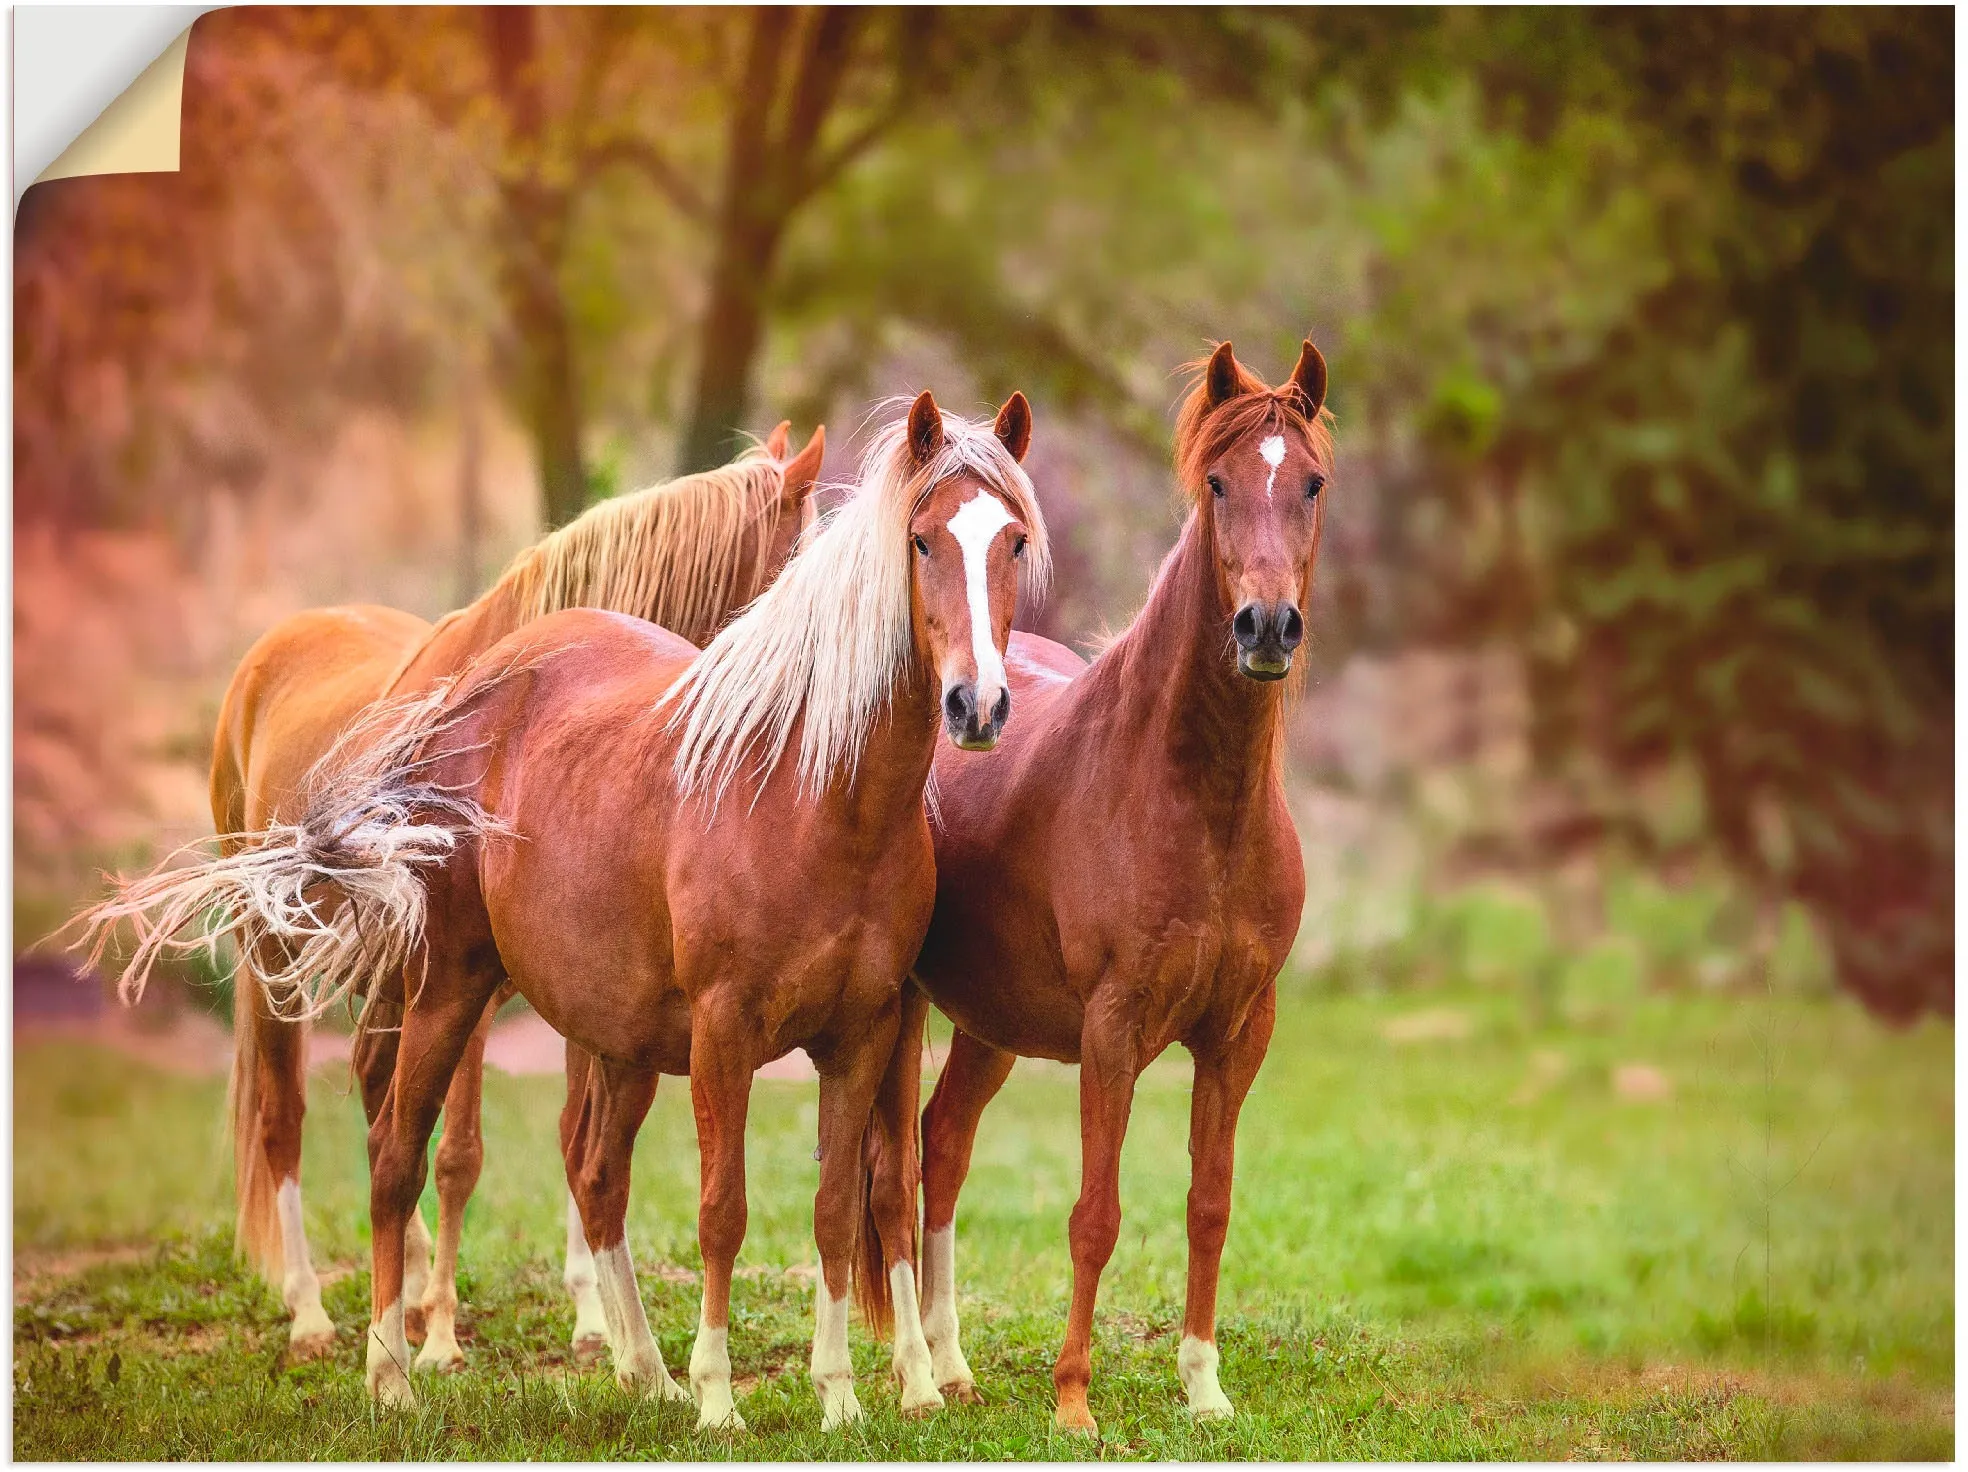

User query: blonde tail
[66,666,519,1027]
[226,976,287,1286]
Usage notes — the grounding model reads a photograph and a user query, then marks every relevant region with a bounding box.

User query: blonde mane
[663,402,1050,805]
[493,444,791,647]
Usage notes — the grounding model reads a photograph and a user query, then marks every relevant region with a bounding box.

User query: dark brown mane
[1173,349,1335,503]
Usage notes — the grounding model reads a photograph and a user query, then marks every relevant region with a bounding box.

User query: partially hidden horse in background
[83,390,1048,1432]
[858,341,1333,1435]
[91,423,824,1366]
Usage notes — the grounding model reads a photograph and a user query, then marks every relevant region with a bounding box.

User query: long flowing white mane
[663,402,1050,805]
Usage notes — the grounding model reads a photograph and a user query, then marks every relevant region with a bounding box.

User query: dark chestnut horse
[94,425,823,1365]
[861,341,1332,1435]
[98,392,1048,1430]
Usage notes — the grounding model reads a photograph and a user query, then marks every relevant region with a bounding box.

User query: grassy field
[13,986,1954,1459]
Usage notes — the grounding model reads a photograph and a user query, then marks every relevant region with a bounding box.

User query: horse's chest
[1072,822,1296,1047]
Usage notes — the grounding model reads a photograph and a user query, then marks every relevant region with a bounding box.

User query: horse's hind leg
[558,1039,609,1358]
[864,986,939,1414]
[917,1027,1016,1401]
[352,988,434,1343]
[564,1055,686,1402]
[688,1010,758,1432]
[1178,983,1275,1422]
[365,955,500,1408]
[810,997,931,1429]
[413,995,497,1372]
[241,954,336,1358]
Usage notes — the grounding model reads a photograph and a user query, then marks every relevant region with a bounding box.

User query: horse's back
[214,604,431,836]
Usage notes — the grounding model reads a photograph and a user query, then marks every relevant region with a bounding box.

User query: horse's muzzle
[1233,599,1303,681]
[943,681,1010,751]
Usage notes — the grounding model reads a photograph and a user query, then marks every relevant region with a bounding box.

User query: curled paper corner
[36,25,194,187]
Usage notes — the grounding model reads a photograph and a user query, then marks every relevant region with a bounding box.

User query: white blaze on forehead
[1259,434,1286,501]
[945,490,1015,697]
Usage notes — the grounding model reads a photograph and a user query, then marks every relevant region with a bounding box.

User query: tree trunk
[455,364,484,603]
[680,222,780,473]
[487,6,586,527]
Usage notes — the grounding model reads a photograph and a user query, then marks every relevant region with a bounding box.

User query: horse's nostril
[1279,605,1304,648]
[1232,606,1261,646]
[944,686,972,724]
[990,689,1011,727]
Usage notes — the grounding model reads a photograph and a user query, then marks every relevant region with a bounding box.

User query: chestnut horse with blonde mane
[94,424,822,1365]
[859,341,1333,1435]
[88,391,1048,1431]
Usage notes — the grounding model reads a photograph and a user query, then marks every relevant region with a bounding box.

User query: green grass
[14,988,1953,1458]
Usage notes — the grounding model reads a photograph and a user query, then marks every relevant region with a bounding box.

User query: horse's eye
[1305,473,1326,501]
[1012,534,1028,559]
[1207,474,1226,499]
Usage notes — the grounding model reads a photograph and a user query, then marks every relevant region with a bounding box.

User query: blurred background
[16,6,1951,1020]
[9,10,1955,1455]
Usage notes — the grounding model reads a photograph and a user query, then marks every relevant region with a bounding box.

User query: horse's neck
[814,660,941,836]
[1102,512,1287,801]
[387,584,527,696]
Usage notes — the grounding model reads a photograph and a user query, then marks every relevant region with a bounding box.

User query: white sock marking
[920,1223,975,1389]
[691,1300,745,1430]
[563,1192,608,1347]
[366,1298,414,1406]
[946,490,1015,712]
[1179,1333,1234,1418]
[591,1239,683,1400]
[810,1285,862,1429]
[1259,434,1286,501]
[887,1260,943,1412]
[276,1178,334,1343]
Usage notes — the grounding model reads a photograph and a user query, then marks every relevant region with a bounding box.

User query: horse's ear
[764,419,791,459]
[1205,341,1243,408]
[782,425,825,502]
[907,390,944,465]
[1287,340,1327,417]
[993,392,1033,463]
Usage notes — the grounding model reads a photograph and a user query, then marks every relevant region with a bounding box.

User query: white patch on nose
[945,491,1015,708]
[1259,434,1286,501]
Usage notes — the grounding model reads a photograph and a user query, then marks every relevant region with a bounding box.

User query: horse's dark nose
[942,681,1007,751]
[1232,600,1302,680]
[944,684,974,729]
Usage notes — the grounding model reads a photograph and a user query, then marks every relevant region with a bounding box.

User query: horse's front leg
[688,1011,756,1433]
[1179,982,1275,1421]
[564,1056,685,1402]
[1053,1003,1144,1436]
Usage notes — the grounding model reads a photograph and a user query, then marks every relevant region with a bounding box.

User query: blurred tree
[1362,9,1954,1016]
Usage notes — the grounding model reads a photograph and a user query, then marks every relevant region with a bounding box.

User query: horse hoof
[940,1379,983,1407]
[287,1328,337,1363]
[696,1408,748,1435]
[1189,1396,1235,1422]
[1054,1402,1098,1436]
[369,1369,417,1410]
[413,1344,465,1375]
[895,1373,946,1418]
[819,1388,864,1431]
